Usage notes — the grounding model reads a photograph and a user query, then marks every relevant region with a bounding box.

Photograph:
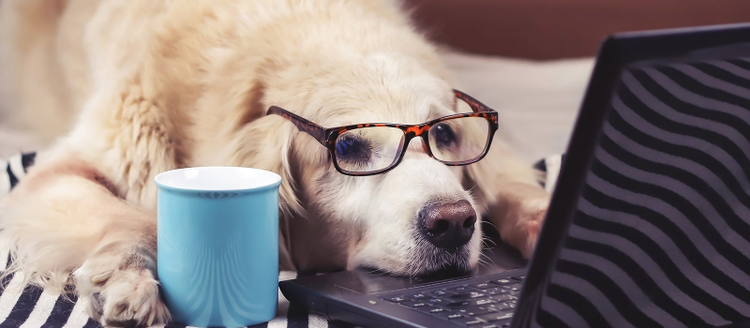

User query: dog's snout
[418,200,476,249]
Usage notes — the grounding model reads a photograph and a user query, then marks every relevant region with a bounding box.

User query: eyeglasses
[267,89,499,176]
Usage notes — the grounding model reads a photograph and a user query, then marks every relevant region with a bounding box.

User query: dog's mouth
[359,263,473,280]
[356,244,477,277]
[414,245,476,275]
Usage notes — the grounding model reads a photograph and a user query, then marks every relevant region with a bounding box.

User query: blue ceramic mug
[154,167,281,327]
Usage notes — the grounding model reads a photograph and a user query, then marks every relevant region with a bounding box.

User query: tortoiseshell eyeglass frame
[266,89,499,176]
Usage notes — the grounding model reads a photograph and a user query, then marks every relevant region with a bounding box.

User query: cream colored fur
[0,0,550,326]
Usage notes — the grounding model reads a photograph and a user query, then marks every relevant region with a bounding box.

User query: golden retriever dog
[0,0,550,326]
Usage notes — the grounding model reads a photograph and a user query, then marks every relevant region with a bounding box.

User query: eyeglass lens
[428,116,490,164]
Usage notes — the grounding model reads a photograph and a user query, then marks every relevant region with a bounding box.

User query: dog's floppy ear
[220,111,302,271]
[224,115,303,219]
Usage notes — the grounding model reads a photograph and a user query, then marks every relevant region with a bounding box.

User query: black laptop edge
[515,22,750,328]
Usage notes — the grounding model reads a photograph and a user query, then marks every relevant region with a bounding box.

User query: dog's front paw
[517,206,545,259]
[504,198,548,259]
[73,250,170,327]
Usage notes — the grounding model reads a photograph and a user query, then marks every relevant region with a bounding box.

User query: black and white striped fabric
[535,154,566,194]
[533,59,750,327]
[0,152,36,198]
[0,151,563,327]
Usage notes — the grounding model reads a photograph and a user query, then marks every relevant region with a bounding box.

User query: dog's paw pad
[74,254,169,327]
[95,269,169,327]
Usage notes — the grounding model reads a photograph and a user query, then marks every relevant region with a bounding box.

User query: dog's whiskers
[483,220,501,232]
[478,252,497,268]
[481,236,498,249]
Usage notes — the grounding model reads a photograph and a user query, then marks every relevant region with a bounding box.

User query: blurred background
[397,0,750,162]
[405,0,750,59]
[1,0,749,162]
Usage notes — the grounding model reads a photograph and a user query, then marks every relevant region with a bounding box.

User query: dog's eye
[335,135,371,163]
[432,123,456,148]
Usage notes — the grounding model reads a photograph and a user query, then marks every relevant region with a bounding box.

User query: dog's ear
[225,115,303,219]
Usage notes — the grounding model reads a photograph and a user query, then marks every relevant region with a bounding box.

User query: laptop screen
[533,55,750,327]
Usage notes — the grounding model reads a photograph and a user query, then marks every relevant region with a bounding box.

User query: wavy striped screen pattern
[533,59,750,327]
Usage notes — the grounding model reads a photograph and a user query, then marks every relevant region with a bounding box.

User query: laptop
[279,23,750,328]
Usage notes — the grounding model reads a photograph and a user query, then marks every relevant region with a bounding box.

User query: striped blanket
[0,152,563,328]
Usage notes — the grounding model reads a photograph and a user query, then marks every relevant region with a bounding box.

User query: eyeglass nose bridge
[399,126,435,160]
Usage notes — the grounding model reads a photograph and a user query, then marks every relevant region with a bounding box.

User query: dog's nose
[418,200,477,249]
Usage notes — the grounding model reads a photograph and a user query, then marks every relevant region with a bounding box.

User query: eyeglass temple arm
[266,106,329,145]
[453,89,496,113]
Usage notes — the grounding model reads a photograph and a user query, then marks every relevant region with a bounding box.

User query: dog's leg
[466,138,551,259]
[0,158,169,327]
[483,179,550,259]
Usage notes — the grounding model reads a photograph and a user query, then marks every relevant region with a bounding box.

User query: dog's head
[243,51,494,276]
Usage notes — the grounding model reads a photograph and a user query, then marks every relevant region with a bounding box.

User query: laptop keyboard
[382,274,525,327]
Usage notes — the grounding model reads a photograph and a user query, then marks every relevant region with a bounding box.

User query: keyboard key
[488,318,513,328]
[429,289,452,297]
[450,293,472,300]
[475,298,496,306]
[448,286,473,293]
[457,318,485,326]
[414,305,442,314]
[479,325,499,328]
[491,294,516,302]
[429,307,448,314]
[451,291,486,300]
[452,316,479,326]
[493,302,515,311]
[401,301,430,308]
[411,293,427,300]
[447,300,472,308]
[511,275,526,281]
[434,310,465,320]
[450,298,498,308]
[428,298,447,305]
[478,310,514,322]
[480,287,507,295]
[490,278,515,285]
[385,296,409,303]
[470,282,493,289]
[447,313,465,320]
[456,305,497,316]
[501,283,522,291]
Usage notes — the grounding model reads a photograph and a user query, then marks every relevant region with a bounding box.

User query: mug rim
[154,166,282,193]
